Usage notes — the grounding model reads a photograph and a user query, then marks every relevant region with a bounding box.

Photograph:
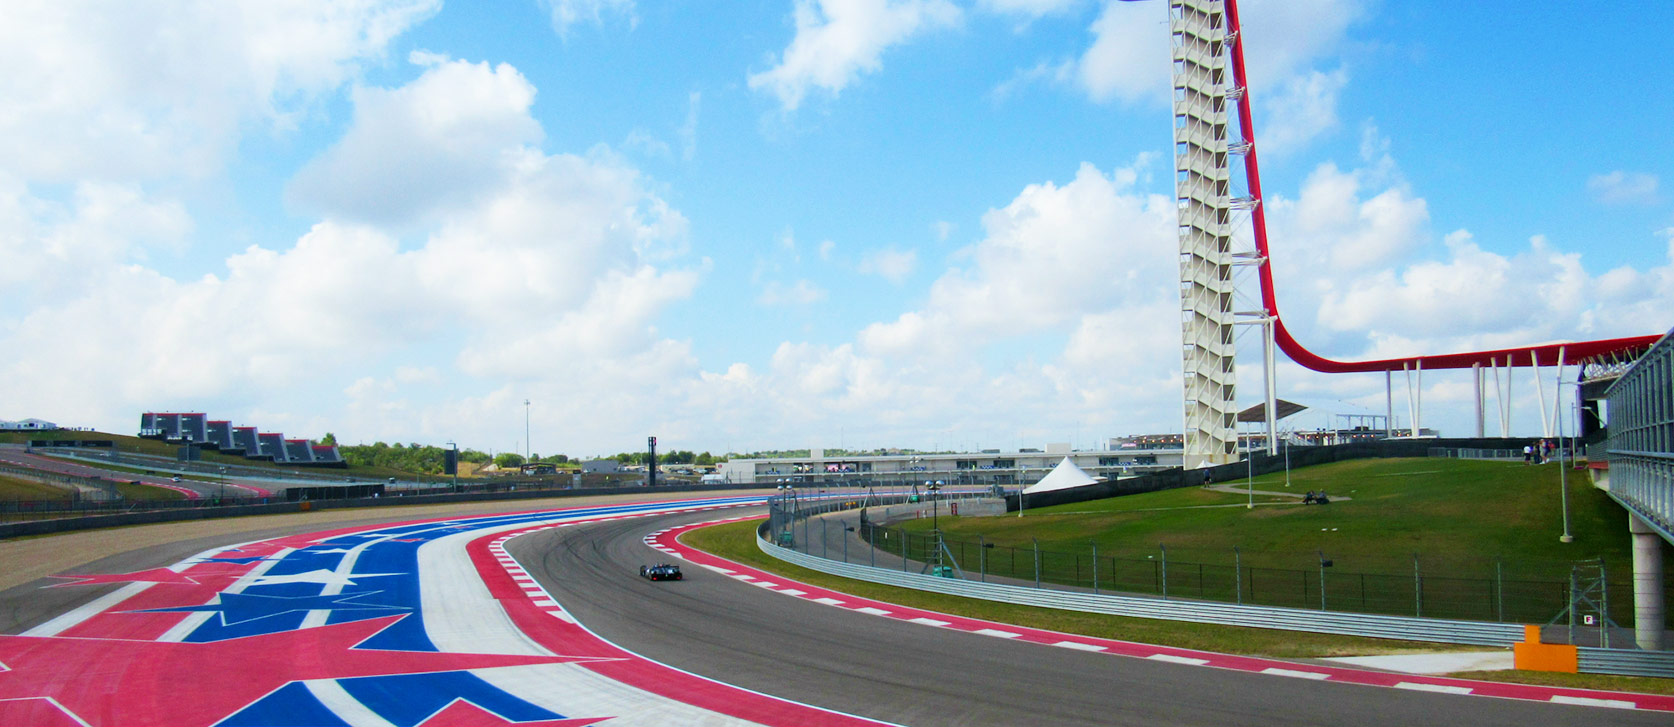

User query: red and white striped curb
[644,517,1674,714]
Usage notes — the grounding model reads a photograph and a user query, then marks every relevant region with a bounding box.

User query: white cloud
[819,239,837,260]
[542,0,637,37]
[931,220,955,241]
[1258,68,1348,156]
[0,0,439,183]
[1587,170,1659,206]
[1073,0,1171,104]
[287,53,543,227]
[858,247,918,283]
[0,55,700,451]
[749,0,962,111]
[1067,0,1363,111]
[860,160,1175,357]
[759,279,829,306]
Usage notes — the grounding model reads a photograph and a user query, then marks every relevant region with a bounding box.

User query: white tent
[1022,457,1100,495]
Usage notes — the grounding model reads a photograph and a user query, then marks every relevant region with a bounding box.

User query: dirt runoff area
[0,490,759,593]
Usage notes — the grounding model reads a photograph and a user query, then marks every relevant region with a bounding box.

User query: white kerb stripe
[908,618,951,627]
[1261,668,1329,680]
[777,589,808,596]
[855,607,892,616]
[973,629,1020,639]
[1053,641,1106,652]
[1549,696,1634,709]
[1147,654,1210,666]
[304,679,398,727]
[1394,682,1473,695]
[813,598,846,606]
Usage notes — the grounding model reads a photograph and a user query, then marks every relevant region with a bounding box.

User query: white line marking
[304,679,399,727]
[24,582,154,637]
[532,599,558,607]
[813,597,846,606]
[855,607,892,616]
[1395,682,1473,695]
[908,618,952,627]
[752,582,779,589]
[777,589,807,596]
[1052,641,1107,652]
[1147,654,1210,666]
[1549,696,1634,709]
[973,628,1021,638]
[1262,668,1329,680]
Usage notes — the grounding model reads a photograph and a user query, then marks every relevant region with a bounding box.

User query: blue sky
[2,0,1670,458]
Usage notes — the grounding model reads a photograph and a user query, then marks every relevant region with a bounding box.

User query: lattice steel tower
[1172,0,1239,468]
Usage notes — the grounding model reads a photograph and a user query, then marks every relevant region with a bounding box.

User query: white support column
[1385,371,1393,438]
[1171,0,1238,469]
[1532,352,1550,439]
[1473,363,1484,438]
[1547,348,1566,439]
[1630,513,1666,651]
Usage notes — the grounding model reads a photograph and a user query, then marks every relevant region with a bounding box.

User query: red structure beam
[1223,0,1659,373]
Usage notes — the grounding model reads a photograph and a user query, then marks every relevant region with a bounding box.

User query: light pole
[1246,423,1254,510]
[523,399,531,464]
[218,466,227,502]
[1557,388,1574,544]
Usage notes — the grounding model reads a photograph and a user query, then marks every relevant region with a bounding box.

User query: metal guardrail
[1578,646,1674,678]
[756,527,1526,647]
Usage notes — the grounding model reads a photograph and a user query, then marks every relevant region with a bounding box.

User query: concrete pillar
[1630,513,1666,651]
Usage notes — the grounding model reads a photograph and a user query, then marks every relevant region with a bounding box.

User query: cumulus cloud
[0,0,438,183]
[287,53,543,227]
[860,160,1175,357]
[1258,68,1349,156]
[1587,170,1659,206]
[0,53,699,449]
[1061,0,1363,112]
[749,0,962,110]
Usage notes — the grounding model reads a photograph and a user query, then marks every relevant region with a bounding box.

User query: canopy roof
[1235,398,1308,423]
[1023,457,1100,495]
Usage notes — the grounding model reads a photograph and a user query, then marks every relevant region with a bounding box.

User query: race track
[3,495,1669,726]
[514,508,1670,727]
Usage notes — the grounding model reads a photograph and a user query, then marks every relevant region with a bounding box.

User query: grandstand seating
[139,411,345,467]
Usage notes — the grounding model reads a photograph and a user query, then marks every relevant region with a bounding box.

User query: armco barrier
[756,525,1527,647]
[1578,646,1674,678]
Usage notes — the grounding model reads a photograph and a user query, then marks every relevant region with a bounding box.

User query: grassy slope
[0,475,75,501]
[0,430,433,480]
[686,520,1674,695]
[910,458,1642,576]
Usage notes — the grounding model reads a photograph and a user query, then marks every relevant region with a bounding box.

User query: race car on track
[639,563,683,581]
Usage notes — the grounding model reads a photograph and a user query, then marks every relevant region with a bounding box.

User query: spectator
[1523,444,1533,464]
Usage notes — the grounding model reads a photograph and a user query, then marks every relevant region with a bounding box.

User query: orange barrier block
[1513,624,1578,673]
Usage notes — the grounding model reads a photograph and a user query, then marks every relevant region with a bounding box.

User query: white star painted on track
[244,570,403,589]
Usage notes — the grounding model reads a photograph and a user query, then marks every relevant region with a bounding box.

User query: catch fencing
[758,519,1525,646]
[764,496,1674,677]
[855,521,1636,631]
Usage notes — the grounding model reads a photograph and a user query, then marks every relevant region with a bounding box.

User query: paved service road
[513,508,1667,727]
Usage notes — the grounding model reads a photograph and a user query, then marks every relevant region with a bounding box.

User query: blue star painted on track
[129,590,410,626]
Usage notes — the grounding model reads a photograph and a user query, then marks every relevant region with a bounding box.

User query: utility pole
[524,399,531,464]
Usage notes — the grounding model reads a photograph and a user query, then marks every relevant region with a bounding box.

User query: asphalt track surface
[515,507,1668,727]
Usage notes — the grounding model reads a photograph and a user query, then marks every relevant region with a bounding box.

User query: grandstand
[140,412,343,467]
